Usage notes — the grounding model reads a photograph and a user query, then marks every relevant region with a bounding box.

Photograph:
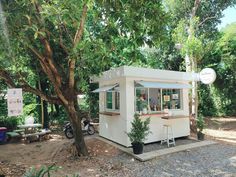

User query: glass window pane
[149,88,161,111]
[115,92,120,110]
[162,89,181,110]
[106,92,112,109]
[135,88,148,112]
[162,89,171,109]
[171,89,181,109]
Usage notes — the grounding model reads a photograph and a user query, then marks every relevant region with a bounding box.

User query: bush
[0,116,19,131]
[23,165,79,177]
[196,115,205,132]
[23,165,60,177]
[127,114,151,143]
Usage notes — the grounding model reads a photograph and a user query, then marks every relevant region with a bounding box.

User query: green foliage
[198,84,217,116]
[0,93,7,117]
[136,98,148,111]
[23,165,61,177]
[0,116,19,130]
[173,17,204,62]
[196,114,205,132]
[23,103,38,117]
[165,0,236,39]
[49,105,68,126]
[127,114,151,143]
[86,83,99,119]
[199,22,236,116]
[0,0,235,127]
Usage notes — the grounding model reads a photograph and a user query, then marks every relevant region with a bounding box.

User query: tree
[0,0,168,155]
[166,0,236,120]
[0,0,90,155]
[199,22,236,116]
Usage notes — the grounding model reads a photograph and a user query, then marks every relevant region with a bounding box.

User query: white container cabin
[91,66,197,147]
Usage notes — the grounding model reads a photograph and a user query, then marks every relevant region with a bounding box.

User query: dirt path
[0,117,235,177]
[0,134,122,177]
[0,134,66,166]
[204,117,236,143]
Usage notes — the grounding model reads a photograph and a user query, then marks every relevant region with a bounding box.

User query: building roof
[91,66,199,83]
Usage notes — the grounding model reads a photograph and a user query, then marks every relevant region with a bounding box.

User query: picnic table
[7,123,51,143]
[18,123,42,133]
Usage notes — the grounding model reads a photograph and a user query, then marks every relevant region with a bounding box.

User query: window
[106,92,113,109]
[106,91,120,111]
[135,88,148,112]
[135,87,182,113]
[162,89,181,109]
[115,92,120,110]
[149,88,162,111]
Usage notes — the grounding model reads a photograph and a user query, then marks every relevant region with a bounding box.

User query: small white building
[91,66,199,147]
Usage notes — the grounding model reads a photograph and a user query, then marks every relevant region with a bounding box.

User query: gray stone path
[100,143,236,177]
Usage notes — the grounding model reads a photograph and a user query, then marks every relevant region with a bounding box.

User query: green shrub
[0,116,19,131]
[23,165,60,177]
[127,114,151,143]
[196,115,205,132]
[23,165,79,177]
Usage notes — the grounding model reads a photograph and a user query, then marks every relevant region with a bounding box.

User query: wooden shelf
[140,112,167,116]
[99,112,120,116]
[161,115,189,119]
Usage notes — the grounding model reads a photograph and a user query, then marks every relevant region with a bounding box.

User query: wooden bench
[13,129,25,133]
[23,130,51,143]
[22,131,49,137]
[6,132,21,142]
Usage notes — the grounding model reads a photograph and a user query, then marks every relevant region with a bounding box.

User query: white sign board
[7,88,23,116]
[199,68,216,84]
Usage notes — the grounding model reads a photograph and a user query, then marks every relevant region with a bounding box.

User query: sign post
[7,88,23,116]
[199,68,216,84]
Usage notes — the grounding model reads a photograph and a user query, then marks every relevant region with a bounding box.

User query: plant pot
[142,108,147,114]
[197,131,205,140]
[131,142,143,154]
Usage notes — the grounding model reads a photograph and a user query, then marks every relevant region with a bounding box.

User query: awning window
[136,81,191,89]
[92,84,119,93]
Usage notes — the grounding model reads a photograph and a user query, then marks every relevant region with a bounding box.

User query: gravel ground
[143,137,197,152]
[1,134,235,177]
[100,143,236,177]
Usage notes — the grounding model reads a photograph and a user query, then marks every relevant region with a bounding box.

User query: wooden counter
[99,112,120,116]
[140,112,167,117]
[161,115,189,119]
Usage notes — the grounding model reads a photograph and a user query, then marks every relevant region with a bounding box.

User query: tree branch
[0,69,16,88]
[191,0,201,18]
[28,44,69,106]
[73,4,88,46]
[58,25,70,55]
[198,16,217,27]
[0,69,62,104]
[28,46,55,80]
[22,84,62,105]
[68,59,75,91]
[33,1,63,88]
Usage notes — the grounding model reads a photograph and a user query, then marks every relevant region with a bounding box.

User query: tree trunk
[43,100,49,128]
[55,104,60,116]
[38,78,50,128]
[65,101,88,156]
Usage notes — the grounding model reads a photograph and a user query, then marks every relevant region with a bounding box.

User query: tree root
[67,141,79,157]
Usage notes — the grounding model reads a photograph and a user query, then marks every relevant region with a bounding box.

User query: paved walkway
[96,137,217,161]
[108,143,236,177]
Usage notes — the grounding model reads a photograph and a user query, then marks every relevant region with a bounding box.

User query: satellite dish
[199,68,216,84]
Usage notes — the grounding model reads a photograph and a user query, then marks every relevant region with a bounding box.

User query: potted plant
[141,100,148,114]
[127,114,151,154]
[196,115,205,140]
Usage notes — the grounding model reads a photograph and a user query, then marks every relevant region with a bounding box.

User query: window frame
[134,87,183,113]
[105,90,120,112]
